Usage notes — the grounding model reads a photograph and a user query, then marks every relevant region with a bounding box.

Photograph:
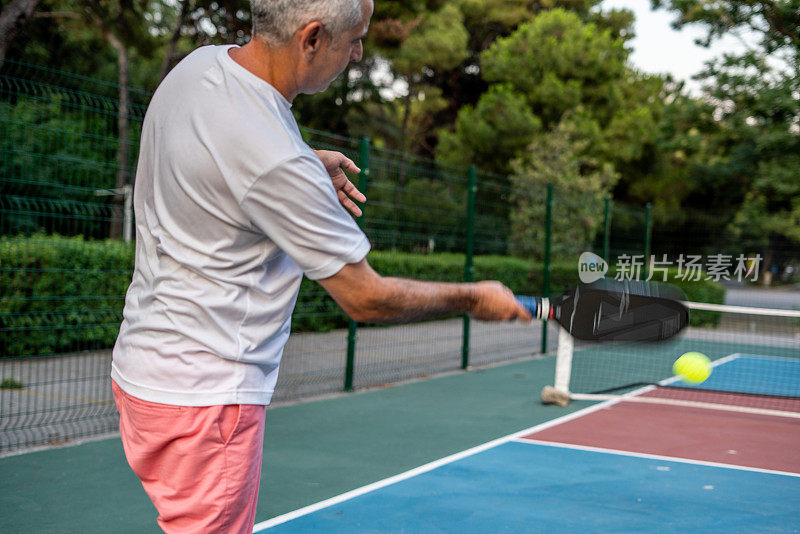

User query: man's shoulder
[148,45,321,190]
[174,44,220,71]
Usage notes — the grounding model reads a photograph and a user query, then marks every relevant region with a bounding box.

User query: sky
[600,0,755,94]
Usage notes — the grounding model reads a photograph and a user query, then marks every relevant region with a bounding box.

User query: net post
[554,327,573,392]
[540,183,553,354]
[461,164,477,370]
[345,136,370,392]
[602,197,612,263]
[541,327,573,406]
[643,202,652,279]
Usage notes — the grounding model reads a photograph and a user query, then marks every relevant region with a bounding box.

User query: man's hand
[468,280,532,322]
[314,150,367,217]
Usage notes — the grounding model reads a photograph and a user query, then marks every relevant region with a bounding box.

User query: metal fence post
[643,202,652,280]
[345,136,370,391]
[602,197,612,263]
[461,165,477,370]
[541,183,553,354]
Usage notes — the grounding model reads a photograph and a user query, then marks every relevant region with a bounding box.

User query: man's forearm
[358,277,476,323]
[318,259,528,324]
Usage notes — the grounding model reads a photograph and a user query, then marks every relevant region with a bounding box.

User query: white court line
[253,397,621,531]
[730,353,800,363]
[513,438,800,478]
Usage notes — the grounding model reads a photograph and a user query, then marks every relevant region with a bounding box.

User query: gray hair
[251,0,363,46]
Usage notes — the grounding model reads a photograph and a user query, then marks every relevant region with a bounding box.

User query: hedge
[1,235,133,357]
[1,236,725,357]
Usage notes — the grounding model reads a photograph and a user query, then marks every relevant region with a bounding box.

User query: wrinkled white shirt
[112,45,370,405]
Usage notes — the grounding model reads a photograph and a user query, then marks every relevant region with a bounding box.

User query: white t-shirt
[111,45,370,406]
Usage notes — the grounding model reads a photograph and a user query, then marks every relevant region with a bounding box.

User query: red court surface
[523,395,800,473]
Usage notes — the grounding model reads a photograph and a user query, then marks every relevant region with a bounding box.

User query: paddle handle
[515,296,551,320]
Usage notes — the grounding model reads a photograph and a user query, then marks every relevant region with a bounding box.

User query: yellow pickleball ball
[673,352,711,384]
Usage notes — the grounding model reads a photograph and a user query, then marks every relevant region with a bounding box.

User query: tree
[628,86,722,212]
[156,0,251,80]
[437,84,540,175]
[434,8,667,257]
[712,51,800,273]
[353,0,617,154]
[378,4,469,223]
[6,0,163,237]
[481,9,629,129]
[72,0,159,238]
[380,3,469,154]
[654,0,800,280]
[509,117,617,259]
[651,0,799,52]
[438,10,662,187]
[0,0,42,67]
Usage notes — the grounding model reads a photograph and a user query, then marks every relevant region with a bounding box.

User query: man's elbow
[338,283,397,324]
[317,261,397,323]
[341,299,389,323]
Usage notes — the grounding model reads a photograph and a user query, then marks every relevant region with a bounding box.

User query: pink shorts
[112,380,267,533]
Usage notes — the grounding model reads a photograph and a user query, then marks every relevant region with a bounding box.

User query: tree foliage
[2,0,798,268]
[509,116,617,259]
[441,9,664,176]
[436,8,664,257]
[653,0,800,260]
[437,84,540,174]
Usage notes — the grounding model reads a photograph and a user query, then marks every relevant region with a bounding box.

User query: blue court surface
[689,354,800,397]
[257,439,800,533]
[256,353,800,533]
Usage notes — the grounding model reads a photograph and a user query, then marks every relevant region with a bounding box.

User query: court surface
[256,353,800,533]
[1,350,797,533]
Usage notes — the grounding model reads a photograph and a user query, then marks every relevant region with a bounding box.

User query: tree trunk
[159,0,191,81]
[392,88,413,249]
[0,0,41,67]
[107,32,131,240]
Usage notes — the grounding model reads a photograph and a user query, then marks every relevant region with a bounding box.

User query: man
[111,0,530,532]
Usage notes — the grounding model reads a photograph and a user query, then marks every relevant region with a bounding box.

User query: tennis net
[543,301,800,417]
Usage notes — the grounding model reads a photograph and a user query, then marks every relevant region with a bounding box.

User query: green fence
[2,60,794,453]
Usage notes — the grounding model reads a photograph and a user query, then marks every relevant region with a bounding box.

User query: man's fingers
[338,190,363,217]
[342,179,367,202]
[516,301,533,321]
[321,151,366,215]
[339,156,361,175]
[315,150,361,175]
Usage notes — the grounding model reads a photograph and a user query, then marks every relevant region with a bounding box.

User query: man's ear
[299,21,326,57]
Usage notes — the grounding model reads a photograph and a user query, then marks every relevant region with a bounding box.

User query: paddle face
[552,279,689,342]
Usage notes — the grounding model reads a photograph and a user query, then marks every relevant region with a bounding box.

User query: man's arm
[317,259,532,324]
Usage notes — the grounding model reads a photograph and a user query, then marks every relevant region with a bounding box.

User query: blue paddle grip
[515,295,538,317]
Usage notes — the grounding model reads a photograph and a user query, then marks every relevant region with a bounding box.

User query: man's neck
[228,39,299,102]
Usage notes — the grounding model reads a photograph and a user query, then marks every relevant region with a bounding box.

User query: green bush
[1,237,726,356]
[1,234,133,357]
